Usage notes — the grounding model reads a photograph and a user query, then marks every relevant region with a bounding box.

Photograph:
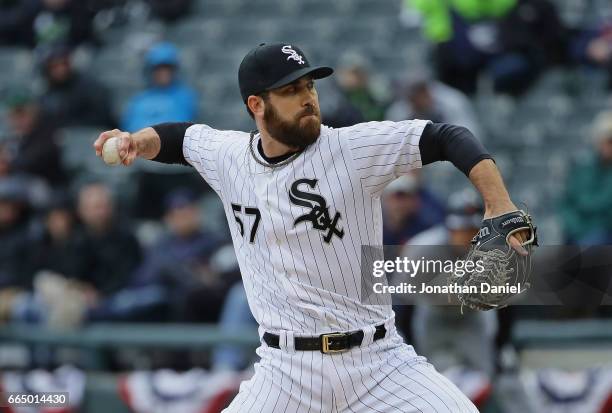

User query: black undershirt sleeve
[418,123,492,176]
[151,122,194,166]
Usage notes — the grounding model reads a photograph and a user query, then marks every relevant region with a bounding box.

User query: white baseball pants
[223,321,479,413]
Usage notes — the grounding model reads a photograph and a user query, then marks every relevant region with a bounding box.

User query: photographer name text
[372,282,525,295]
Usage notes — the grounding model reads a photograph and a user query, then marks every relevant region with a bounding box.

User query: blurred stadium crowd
[1,0,612,411]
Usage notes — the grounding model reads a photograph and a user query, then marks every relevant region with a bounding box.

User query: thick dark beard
[263,102,321,150]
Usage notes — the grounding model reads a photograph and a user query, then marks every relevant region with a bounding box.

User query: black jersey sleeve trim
[418,123,492,176]
[151,122,194,166]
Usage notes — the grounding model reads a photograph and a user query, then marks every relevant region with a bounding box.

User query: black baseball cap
[238,43,333,103]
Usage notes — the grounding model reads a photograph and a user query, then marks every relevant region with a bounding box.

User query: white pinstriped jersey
[183,120,430,335]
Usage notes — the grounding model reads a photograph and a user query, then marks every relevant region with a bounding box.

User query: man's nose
[302,92,316,108]
[299,84,313,99]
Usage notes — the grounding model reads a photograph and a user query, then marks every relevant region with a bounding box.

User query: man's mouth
[300,111,319,120]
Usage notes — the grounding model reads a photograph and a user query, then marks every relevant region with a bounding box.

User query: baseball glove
[450,210,538,311]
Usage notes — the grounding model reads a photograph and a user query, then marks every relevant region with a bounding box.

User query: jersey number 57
[231,203,261,243]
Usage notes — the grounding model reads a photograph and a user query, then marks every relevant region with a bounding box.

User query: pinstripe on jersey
[182,120,429,335]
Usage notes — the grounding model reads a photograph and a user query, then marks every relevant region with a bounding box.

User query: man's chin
[265,113,321,149]
[301,115,321,130]
[305,120,321,138]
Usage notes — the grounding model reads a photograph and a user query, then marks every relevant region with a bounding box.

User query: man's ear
[247,95,265,118]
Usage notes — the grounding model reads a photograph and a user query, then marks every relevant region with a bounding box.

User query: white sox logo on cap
[239,42,333,102]
[281,45,305,65]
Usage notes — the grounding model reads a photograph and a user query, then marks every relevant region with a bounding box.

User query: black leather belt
[263,324,387,354]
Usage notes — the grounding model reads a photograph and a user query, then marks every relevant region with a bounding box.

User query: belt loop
[362,324,376,347]
[286,331,296,354]
[384,317,394,338]
[278,331,288,351]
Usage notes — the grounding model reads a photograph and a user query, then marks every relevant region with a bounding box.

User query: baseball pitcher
[94,43,536,412]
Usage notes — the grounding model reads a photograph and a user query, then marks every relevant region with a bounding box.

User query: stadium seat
[202,107,253,131]
[275,21,327,44]
[0,48,34,90]
[290,0,347,18]
[59,127,101,170]
[333,18,393,46]
[195,44,239,70]
[192,0,237,16]
[92,47,143,90]
[63,128,138,207]
[167,17,227,45]
[58,127,134,193]
[173,45,201,83]
[222,25,274,46]
[555,0,590,27]
[0,110,10,139]
[353,0,401,16]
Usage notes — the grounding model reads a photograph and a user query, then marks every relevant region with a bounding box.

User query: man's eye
[307,82,314,89]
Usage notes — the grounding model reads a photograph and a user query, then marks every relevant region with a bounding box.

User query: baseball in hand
[102,137,122,165]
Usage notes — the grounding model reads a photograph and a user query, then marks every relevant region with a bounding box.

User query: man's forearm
[469,159,516,218]
[133,127,161,160]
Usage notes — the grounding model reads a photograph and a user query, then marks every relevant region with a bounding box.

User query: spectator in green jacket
[559,110,612,245]
[407,0,516,43]
[406,0,567,96]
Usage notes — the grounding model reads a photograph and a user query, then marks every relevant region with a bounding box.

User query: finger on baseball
[123,156,135,166]
[118,133,130,150]
[94,129,119,156]
[122,149,137,166]
[117,132,130,159]
[93,133,108,156]
[509,235,528,256]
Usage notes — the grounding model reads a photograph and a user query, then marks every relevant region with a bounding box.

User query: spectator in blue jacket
[121,42,198,132]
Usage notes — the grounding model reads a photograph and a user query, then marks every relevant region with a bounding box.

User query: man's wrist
[133,127,161,160]
[484,200,518,219]
[134,136,147,158]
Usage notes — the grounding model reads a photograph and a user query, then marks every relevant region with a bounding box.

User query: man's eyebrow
[277,77,314,91]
